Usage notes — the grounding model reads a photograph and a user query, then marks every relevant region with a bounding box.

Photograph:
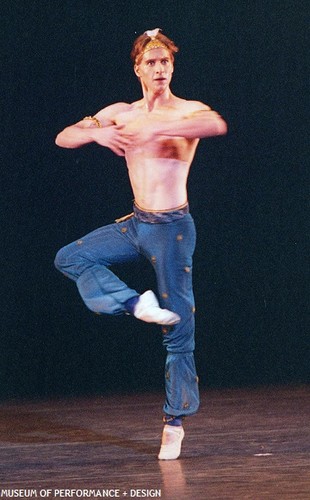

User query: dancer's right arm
[55,103,131,156]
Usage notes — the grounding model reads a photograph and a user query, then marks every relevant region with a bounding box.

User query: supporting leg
[137,214,199,458]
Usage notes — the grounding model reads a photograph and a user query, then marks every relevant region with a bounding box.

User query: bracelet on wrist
[83,116,102,128]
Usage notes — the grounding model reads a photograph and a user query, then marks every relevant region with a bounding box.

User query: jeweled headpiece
[131,28,178,65]
[140,28,168,58]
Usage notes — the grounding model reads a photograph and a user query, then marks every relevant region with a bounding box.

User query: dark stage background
[1,1,308,399]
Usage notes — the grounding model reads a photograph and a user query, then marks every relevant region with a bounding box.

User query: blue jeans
[54,205,199,417]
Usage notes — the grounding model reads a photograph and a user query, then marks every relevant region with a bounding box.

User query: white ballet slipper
[133,291,180,325]
[158,425,185,460]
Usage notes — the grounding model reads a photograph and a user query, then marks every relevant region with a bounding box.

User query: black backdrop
[1,0,308,399]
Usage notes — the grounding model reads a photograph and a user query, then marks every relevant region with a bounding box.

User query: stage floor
[0,386,309,499]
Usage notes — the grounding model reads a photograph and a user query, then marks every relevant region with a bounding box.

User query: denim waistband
[133,202,189,224]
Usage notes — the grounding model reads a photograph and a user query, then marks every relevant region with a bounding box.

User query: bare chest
[115,109,195,159]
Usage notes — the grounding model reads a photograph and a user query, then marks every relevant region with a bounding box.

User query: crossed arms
[55,101,227,156]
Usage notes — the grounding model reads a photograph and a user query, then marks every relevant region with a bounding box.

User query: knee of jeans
[54,246,71,272]
[162,317,195,352]
[163,339,195,353]
[54,248,64,271]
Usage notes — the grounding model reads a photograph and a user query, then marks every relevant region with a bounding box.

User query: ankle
[163,415,184,427]
[124,295,140,314]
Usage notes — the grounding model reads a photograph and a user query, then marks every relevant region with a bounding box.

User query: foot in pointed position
[158,425,185,460]
[133,290,180,325]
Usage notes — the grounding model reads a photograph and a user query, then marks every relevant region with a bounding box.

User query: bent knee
[54,244,78,274]
[54,240,96,281]
[54,247,67,272]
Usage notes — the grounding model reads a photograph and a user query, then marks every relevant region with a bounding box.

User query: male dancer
[55,29,227,459]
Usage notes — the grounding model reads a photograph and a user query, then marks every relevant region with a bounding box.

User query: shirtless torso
[100,98,200,210]
[55,47,226,211]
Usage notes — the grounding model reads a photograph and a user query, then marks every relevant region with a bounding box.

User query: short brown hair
[131,31,179,65]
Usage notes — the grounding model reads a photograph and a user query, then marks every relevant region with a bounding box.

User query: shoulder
[171,96,212,113]
[178,98,212,112]
[94,102,132,122]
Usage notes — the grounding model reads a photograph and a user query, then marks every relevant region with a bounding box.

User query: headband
[137,28,168,61]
